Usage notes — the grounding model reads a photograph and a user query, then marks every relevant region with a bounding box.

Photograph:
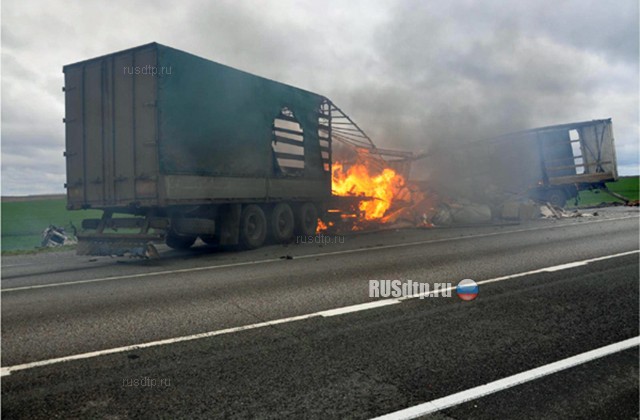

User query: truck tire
[166,232,196,250]
[269,203,294,243]
[239,204,267,249]
[545,189,567,208]
[295,202,318,236]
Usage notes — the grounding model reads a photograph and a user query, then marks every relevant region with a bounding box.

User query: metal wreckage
[62,43,622,257]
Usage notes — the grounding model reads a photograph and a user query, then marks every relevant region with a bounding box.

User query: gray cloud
[1,0,637,196]
[340,1,639,180]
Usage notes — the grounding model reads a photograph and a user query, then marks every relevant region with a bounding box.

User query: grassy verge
[2,177,636,252]
[573,176,639,207]
[1,199,101,252]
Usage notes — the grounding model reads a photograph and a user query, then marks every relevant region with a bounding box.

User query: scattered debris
[498,200,539,221]
[41,225,77,248]
[500,201,521,220]
[541,203,563,219]
[600,187,633,205]
[540,203,598,219]
[449,202,492,224]
[420,202,492,226]
[145,243,160,259]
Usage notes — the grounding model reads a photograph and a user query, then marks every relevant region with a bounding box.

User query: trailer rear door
[64,45,159,209]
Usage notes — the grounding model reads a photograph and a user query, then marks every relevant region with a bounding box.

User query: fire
[331,162,405,220]
[317,219,328,231]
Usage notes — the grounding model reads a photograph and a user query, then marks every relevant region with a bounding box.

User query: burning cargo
[325,119,620,230]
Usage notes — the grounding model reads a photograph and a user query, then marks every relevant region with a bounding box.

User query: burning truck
[63,43,420,256]
[63,43,618,256]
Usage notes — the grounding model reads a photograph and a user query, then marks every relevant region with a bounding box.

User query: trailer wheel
[295,203,318,236]
[545,189,567,208]
[269,203,294,243]
[166,232,196,250]
[239,205,267,249]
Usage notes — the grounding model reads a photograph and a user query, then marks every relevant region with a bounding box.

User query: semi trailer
[426,119,619,207]
[63,43,342,256]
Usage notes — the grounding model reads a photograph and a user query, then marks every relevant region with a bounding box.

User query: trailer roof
[492,118,611,140]
[62,42,325,100]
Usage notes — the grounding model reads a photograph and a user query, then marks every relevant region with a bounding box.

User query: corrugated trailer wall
[64,44,159,210]
[154,45,328,202]
[156,45,325,177]
[64,43,330,210]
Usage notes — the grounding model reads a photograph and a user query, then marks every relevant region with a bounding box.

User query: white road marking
[1,258,285,292]
[399,249,640,300]
[0,312,320,377]
[320,299,401,317]
[2,250,637,377]
[476,250,639,287]
[542,261,588,272]
[371,336,640,420]
[2,215,637,293]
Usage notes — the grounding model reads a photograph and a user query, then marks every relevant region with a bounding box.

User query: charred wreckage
[63,43,621,257]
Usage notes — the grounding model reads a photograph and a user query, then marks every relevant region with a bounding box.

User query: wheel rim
[247,214,261,239]
[300,204,317,234]
[304,212,313,227]
[548,192,565,207]
[278,212,291,234]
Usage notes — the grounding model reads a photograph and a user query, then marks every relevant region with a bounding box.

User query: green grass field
[1,199,101,252]
[573,176,639,207]
[1,176,637,252]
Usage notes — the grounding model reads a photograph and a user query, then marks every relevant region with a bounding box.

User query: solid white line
[0,299,402,377]
[320,299,401,317]
[1,258,285,292]
[2,250,637,377]
[2,215,637,293]
[476,250,639,288]
[542,261,588,272]
[0,312,321,377]
[371,336,640,420]
[398,250,639,300]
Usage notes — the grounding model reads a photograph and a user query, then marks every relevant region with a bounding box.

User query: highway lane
[1,207,636,289]
[2,210,638,365]
[1,207,638,418]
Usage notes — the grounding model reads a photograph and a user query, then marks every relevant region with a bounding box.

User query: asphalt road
[2,207,638,419]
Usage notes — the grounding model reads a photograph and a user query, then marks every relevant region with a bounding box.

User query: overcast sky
[2,0,638,195]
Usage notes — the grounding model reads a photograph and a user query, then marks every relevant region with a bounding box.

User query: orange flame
[317,219,328,231]
[331,162,405,220]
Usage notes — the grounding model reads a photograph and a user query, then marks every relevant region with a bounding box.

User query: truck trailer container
[426,119,618,207]
[63,43,338,255]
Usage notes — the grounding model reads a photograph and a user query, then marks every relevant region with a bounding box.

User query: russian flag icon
[456,279,478,301]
